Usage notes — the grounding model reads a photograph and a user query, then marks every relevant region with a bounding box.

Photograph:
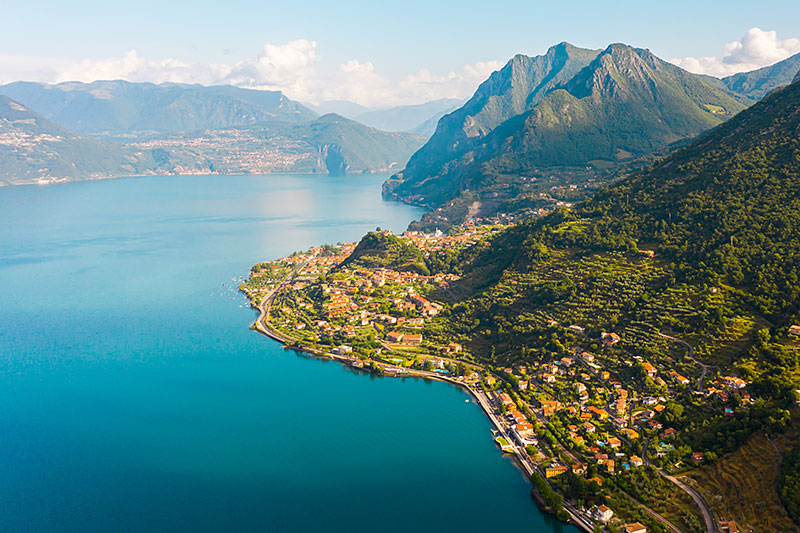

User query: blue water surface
[0,174,574,532]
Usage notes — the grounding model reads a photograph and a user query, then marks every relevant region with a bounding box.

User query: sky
[1,0,799,108]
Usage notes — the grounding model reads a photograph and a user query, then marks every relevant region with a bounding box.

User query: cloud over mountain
[672,27,800,77]
[0,40,500,108]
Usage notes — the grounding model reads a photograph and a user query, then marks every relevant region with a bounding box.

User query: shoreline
[245,275,594,533]
[0,168,401,189]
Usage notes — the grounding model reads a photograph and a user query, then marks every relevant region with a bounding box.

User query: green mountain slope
[431,75,800,407]
[0,96,187,185]
[449,75,800,325]
[385,43,752,211]
[0,80,316,136]
[722,52,800,99]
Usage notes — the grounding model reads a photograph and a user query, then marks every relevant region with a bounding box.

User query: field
[687,432,796,532]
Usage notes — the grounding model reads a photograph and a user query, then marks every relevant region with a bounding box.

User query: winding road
[658,331,712,391]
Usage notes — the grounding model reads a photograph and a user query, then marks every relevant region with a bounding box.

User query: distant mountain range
[0,80,316,136]
[0,95,426,185]
[384,42,760,218]
[133,114,426,176]
[307,98,462,135]
[2,46,797,188]
[352,98,463,134]
[0,83,428,185]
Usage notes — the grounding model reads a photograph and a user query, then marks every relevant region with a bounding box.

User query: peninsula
[240,226,709,533]
[240,76,800,532]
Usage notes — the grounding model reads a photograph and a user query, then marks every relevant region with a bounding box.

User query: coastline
[244,267,594,532]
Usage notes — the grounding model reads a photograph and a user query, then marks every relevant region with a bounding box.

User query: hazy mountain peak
[0,80,316,136]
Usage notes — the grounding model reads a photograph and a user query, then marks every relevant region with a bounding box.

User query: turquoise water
[0,174,574,532]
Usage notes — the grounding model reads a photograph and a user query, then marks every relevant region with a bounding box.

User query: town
[239,223,771,533]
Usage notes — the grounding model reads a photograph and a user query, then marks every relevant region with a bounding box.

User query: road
[658,331,713,391]
[621,492,682,533]
[642,437,717,533]
[252,261,308,343]
[660,469,717,533]
[463,380,595,532]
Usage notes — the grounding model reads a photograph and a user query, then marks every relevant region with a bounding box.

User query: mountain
[288,113,427,174]
[0,96,191,185]
[129,113,427,175]
[453,74,800,320]
[305,100,371,119]
[0,97,424,184]
[407,111,449,136]
[0,80,316,136]
[384,43,602,200]
[722,52,800,99]
[384,43,752,219]
[353,98,463,133]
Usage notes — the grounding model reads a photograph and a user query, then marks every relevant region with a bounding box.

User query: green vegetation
[530,471,565,517]
[690,432,798,531]
[339,231,430,274]
[779,440,800,524]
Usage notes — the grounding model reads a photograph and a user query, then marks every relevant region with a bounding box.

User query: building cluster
[255,228,492,357]
[130,130,316,174]
[478,329,756,531]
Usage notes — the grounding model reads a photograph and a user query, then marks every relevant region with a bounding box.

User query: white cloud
[0,40,501,108]
[671,27,800,77]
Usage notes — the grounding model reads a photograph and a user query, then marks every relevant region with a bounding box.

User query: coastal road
[248,273,604,533]
[252,261,309,343]
[464,381,596,532]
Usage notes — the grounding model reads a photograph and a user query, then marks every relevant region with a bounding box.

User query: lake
[0,174,574,532]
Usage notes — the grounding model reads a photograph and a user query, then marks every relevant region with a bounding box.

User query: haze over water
[0,174,574,532]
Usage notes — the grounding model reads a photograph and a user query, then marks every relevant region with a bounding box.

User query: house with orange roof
[623,523,647,533]
[642,362,657,377]
[402,333,422,345]
[386,331,404,343]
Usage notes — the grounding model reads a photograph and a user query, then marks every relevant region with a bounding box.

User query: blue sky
[2,0,799,106]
